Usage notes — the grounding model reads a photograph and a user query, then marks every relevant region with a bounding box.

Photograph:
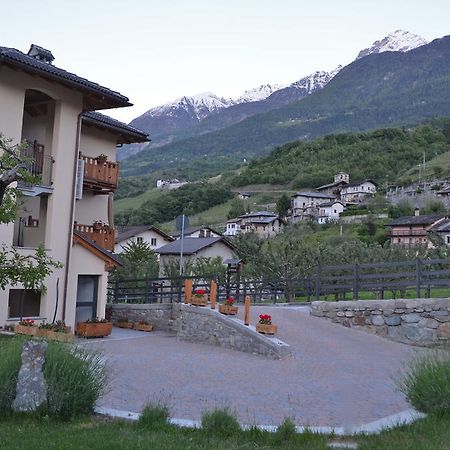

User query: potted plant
[190,288,208,306]
[76,318,112,338]
[114,316,134,329]
[134,319,153,332]
[38,321,73,343]
[96,153,108,164]
[256,314,277,335]
[14,319,39,336]
[219,297,238,315]
[93,220,103,231]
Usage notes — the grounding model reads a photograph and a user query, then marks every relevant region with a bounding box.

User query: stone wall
[109,304,174,332]
[311,298,450,346]
[108,303,290,359]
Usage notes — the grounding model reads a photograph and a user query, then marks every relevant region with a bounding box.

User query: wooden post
[244,295,251,326]
[416,259,421,298]
[353,264,359,300]
[184,279,193,304]
[210,279,217,309]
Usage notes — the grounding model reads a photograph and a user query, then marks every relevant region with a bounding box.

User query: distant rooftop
[293,192,335,199]
[238,211,277,218]
[386,215,447,227]
[157,237,234,255]
[116,225,174,244]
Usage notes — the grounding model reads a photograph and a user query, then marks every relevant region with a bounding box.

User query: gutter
[62,113,82,322]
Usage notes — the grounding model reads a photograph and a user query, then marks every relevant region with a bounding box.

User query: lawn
[0,414,449,449]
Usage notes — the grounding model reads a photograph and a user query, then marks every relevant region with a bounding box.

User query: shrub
[44,342,107,420]
[0,337,23,413]
[399,351,450,415]
[201,408,241,437]
[275,417,297,442]
[0,337,107,420]
[138,403,170,428]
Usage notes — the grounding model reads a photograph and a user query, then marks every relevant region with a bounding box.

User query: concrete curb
[94,406,426,435]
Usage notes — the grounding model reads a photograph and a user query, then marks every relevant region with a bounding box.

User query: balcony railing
[20,141,53,187]
[80,154,119,191]
[74,222,115,252]
[388,229,428,237]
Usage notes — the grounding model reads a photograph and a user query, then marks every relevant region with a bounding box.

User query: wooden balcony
[74,222,115,252]
[80,154,119,192]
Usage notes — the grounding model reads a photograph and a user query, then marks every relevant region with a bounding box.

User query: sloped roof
[430,218,450,232]
[238,211,277,218]
[171,225,222,238]
[316,181,348,190]
[156,237,234,255]
[0,45,131,109]
[319,201,345,207]
[386,215,446,227]
[292,192,335,199]
[82,112,149,144]
[116,225,174,244]
[73,231,122,268]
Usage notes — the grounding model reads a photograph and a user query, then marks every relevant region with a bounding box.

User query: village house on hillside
[0,44,148,328]
[288,172,377,223]
[225,211,284,238]
[115,225,174,253]
[156,179,187,190]
[385,210,449,246]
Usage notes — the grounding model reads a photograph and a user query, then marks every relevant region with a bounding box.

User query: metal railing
[20,141,53,186]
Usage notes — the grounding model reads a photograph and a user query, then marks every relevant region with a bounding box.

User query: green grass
[115,188,165,214]
[0,414,449,449]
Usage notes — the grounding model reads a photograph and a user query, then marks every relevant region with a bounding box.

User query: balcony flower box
[134,321,153,332]
[14,320,38,336]
[38,328,74,343]
[191,288,208,306]
[76,320,112,338]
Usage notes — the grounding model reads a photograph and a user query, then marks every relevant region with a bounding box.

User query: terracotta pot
[134,323,153,332]
[219,304,238,315]
[256,323,277,335]
[191,295,208,306]
[114,321,134,329]
[14,324,39,336]
[76,322,112,338]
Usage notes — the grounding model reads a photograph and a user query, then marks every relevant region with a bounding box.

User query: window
[136,237,143,244]
[150,238,157,246]
[446,235,450,245]
[8,289,41,318]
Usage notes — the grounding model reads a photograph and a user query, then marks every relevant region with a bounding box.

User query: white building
[115,225,174,253]
[340,181,377,203]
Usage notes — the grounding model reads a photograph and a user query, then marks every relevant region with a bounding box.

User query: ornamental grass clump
[138,402,170,429]
[399,350,450,415]
[0,336,23,413]
[274,417,297,443]
[201,408,241,437]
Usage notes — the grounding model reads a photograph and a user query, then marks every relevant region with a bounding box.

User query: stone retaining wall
[311,298,450,346]
[108,303,289,359]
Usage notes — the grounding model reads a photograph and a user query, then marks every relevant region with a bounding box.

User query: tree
[227,198,246,220]
[422,199,446,215]
[388,199,414,218]
[276,193,291,218]
[0,135,61,292]
[109,240,159,281]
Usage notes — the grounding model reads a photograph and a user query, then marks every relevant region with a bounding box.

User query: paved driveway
[87,306,416,427]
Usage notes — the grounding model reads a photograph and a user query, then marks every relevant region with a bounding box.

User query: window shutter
[75,158,84,200]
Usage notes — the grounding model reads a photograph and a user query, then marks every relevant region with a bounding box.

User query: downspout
[62,113,82,322]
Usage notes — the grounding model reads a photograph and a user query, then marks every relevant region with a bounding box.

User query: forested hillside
[231,121,450,188]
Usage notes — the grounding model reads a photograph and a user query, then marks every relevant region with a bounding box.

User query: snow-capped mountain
[356,30,427,60]
[143,92,234,121]
[234,84,285,104]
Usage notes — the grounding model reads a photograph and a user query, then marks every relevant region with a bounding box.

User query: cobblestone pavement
[88,306,417,427]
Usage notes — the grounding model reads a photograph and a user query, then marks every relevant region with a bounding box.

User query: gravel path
[87,306,416,427]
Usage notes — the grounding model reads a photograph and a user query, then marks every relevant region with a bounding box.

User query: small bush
[275,417,297,442]
[201,408,241,437]
[139,403,170,428]
[0,337,107,420]
[399,351,450,415]
[0,337,23,413]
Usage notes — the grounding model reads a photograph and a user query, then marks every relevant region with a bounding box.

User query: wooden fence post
[315,264,321,301]
[353,264,359,300]
[244,295,251,326]
[210,279,217,309]
[416,259,422,298]
[184,279,192,304]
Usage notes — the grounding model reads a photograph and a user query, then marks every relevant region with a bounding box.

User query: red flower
[226,297,235,305]
[258,314,272,325]
[194,288,206,295]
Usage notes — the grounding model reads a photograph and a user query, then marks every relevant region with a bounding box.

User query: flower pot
[134,323,153,332]
[219,304,238,315]
[191,295,208,306]
[256,323,277,335]
[96,156,107,164]
[14,324,39,336]
[76,322,112,338]
[38,329,74,343]
[114,321,134,329]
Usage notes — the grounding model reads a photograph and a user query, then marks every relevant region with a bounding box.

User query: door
[75,275,99,324]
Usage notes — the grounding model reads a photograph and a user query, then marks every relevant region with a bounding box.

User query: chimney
[27,44,55,65]
[414,208,420,217]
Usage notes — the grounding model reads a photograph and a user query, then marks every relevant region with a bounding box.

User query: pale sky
[2,0,449,123]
